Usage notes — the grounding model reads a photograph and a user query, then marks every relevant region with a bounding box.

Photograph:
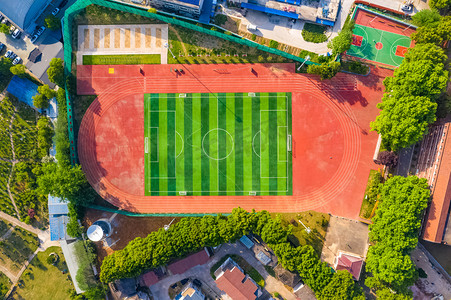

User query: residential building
[333,251,364,281]
[176,282,205,300]
[214,257,261,300]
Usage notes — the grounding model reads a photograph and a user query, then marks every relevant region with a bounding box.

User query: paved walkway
[149,243,297,299]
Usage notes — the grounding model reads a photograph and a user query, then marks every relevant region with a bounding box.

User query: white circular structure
[87,224,104,242]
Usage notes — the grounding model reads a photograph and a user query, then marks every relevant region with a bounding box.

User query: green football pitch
[346,24,412,67]
[144,92,292,196]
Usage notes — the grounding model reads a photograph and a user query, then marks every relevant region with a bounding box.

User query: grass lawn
[359,169,383,220]
[210,254,265,287]
[301,23,328,43]
[0,220,11,237]
[272,211,330,255]
[0,271,11,298]
[11,246,74,300]
[82,54,161,65]
[168,25,290,65]
[0,227,39,275]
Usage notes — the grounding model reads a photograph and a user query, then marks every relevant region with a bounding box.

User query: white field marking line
[145,137,149,154]
[176,131,184,158]
[149,110,176,179]
[369,15,377,24]
[389,36,411,67]
[374,30,384,63]
[201,128,234,161]
[260,109,288,179]
[277,126,288,162]
[252,131,261,158]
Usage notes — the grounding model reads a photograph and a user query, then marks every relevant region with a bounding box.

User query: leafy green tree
[0,24,10,34]
[37,84,57,99]
[10,64,26,77]
[84,285,107,300]
[403,43,447,65]
[319,270,365,300]
[365,176,429,294]
[47,58,64,87]
[55,88,70,164]
[307,61,341,80]
[33,93,49,109]
[429,0,451,10]
[411,16,451,45]
[411,9,441,27]
[328,19,354,55]
[37,117,54,158]
[45,15,61,30]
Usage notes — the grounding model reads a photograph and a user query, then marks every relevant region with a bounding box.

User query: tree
[10,64,26,77]
[365,176,429,294]
[47,58,64,87]
[411,9,441,27]
[429,0,451,10]
[376,151,398,168]
[37,117,54,158]
[307,61,341,80]
[403,43,447,66]
[33,93,49,109]
[411,16,451,45]
[37,84,57,99]
[328,19,354,55]
[0,24,10,34]
[319,270,365,300]
[44,15,61,30]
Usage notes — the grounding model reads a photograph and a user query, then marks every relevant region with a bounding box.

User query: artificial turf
[144,92,292,196]
[82,54,161,65]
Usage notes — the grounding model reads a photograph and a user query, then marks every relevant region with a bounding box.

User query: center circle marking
[375,42,383,50]
[202,128,234,160]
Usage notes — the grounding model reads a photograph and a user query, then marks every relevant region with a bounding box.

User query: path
[5,109,20,218]
[0,226,15,241]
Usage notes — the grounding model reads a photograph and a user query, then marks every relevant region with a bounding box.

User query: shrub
[147,8,157,13]
[267,56,273,62]
[269,40,279,49]
[10,64,26,77]
[45,15,61,30]
[376,151,399,168]
[214,14,227,25]
[258,55,264,62]
[418,268,427,278]
[302,23,328,43]
[251,34,257,41]
[307,61,341,80]
[46,253,57,265]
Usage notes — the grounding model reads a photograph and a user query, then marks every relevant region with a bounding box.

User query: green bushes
[301,23,328,43]
[328,18,354,55]
[269,40,279,49]
[37,117,54,158]
[341,60,369,75]
[307,62,341,80]
[100,208,364,298]
[214,14,227,26]
[75,240,97,291]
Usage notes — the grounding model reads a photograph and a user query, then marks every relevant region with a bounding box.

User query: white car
[4,50,12,58]
[30,35,39,43]
[12,56,21,65]
[51,7,60,16]
[12,28,21,39]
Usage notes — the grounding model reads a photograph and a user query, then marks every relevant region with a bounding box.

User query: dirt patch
[145,28,152,48]
[222,16,241,34]
[135,28,141,48]
[155,27,162,48]
[83,208,181,262]
[84,29,90,49]
[124,28,130,48]
[104,28,110,48]
[94,28,100,48]
[114,28,120,48]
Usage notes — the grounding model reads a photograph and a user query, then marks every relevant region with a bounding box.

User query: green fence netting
[63,0,315,164]
[88,204,227,217]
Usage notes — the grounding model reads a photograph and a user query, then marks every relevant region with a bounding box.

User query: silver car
[4,50,12,58]
[12,57,22,65]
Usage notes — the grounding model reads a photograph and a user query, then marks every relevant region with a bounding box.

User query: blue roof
[48,195,69,215]
[6,76,39,109]
[241,3,299,19]
[199,0,213,24]
[274,0,301,6]
[0,0,51,31]
[315,17,335,26]
[49,215,69,241]
[178,0,200,6]
[239,235,254,249]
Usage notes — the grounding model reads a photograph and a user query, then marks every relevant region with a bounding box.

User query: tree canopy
[411,15,451,45]
[365,176,430,295]
[307,61,341,80]
[47,58,65,87]
[10,64,26,77]
[327,19,354,55]
[411,9,441,27]
[45,15,61,30]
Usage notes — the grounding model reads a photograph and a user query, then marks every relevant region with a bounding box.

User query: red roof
[215,266,258,300]
[167,250,210,275]
[335,252,363,280]
[423,124,451,243]
[141,271,159,286]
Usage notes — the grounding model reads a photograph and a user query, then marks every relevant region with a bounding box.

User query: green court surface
[346,24,412,67]
[144,92,292,196]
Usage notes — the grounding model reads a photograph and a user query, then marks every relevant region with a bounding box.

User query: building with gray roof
[0,0,52,33]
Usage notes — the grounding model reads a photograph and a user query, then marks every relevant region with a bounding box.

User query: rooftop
[215,258,259,300]
[334,252,364,280]
[167,249,210,275]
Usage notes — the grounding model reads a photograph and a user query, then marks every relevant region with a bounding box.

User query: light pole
[298,219,311,234]
[297,55,310,71]
[164,42,176,59]
[164,218,176,231]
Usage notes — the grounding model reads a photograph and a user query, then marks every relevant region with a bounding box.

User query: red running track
[77,63,390,219]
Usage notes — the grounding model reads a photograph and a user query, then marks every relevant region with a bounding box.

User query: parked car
[0,43,5,52]
[30,35,39,43]
[36,26,46,36]
[11,28,21,39]
[1,18,8,25]
[0,14,4,22]
[4,50,12,58]
[12,56,21,65]
[10,52,17,60]
[51,7,60,16]
[401,4,412,11]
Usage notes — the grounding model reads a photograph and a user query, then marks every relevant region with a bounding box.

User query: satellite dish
[87,224,104,242]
